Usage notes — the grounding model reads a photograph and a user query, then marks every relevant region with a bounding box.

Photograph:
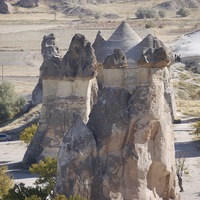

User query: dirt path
[174,121,200,200]
[0,141,38,186]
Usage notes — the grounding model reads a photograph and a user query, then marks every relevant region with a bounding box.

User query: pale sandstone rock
[103,49,128,69]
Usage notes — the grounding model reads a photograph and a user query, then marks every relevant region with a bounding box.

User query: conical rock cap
[93,21,141,62]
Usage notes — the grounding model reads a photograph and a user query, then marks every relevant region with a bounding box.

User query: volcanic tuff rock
[0,0,13,14]
[56,67,179,199]
[23,34,98,164]
[32,33,61,106]
[18,0,39,8]
[61,34,97,77]
[103,49,128,69]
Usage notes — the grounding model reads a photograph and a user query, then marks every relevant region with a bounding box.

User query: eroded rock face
[103,49,128,69]
[61,34,97,77]
[56,68,179,200]
[0,0,13,14]
[56,116,97,199]
[19,0,39,8]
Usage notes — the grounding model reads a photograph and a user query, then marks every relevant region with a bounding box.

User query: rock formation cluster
[23,21,178,200]
[0,0,13,14]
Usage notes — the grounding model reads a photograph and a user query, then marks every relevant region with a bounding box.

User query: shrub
[20,124,38,144]
[145,21,156,28]
[158,10,166,18]
[0,166,13,198]
[94,12,101,20]
[0,82,26,122]
[193,121,200,140]
[135,8,157,19]
[29,157,57,197]
[25,195,42,200]
[176,8,190,17]
[145,9,157,19]
[3,183,47,200]
[135,7,146,19]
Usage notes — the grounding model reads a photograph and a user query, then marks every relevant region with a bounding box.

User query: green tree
[0,82,26,122]
[0,166,13,199]
[3,183,47,200]
[20,124,38,144]
[29,157,57,197]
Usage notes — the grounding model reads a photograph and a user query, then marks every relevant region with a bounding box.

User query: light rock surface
[0,0,13,14]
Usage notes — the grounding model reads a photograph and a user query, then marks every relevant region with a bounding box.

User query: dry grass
[176,100,200,117]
